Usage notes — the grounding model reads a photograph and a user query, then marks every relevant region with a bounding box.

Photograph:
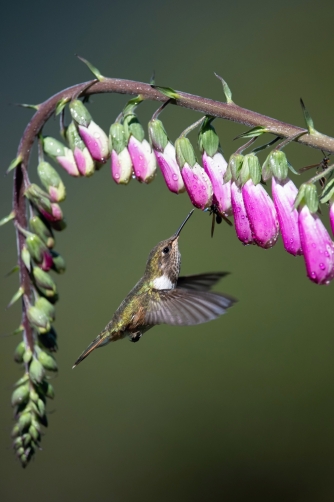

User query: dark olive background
[1,0,334,500]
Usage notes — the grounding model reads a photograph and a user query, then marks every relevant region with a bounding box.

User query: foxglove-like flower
[25,184,64,223]
[123,113,156,183]
[272,176,302,256]
[202,152,232,215]
[231,182,253,245]
[238,154,279,249]
[330,197,334,236]
[199,118,232,215]
[109,123,133,184]
[175,137,212,209]
[242,180,279,249]
[298,204,334,284]
[43,137,79,177]
[149,119,184,194]
[70,100,110,163]
[37,161,66,202]
[66,121,95,176]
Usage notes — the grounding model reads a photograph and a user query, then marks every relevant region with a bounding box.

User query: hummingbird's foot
[129,332,142,343]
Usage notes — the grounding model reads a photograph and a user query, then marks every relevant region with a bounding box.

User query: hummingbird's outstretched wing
[177,272,229,291]
[145,288,236,326]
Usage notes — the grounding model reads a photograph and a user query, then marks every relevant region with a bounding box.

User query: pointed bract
[242,180,279,249]
[231,182,253,245]
[181,162,213,209]
[128,136,156,183]
[298,205,334,284]
[272,177,302,256]
[202,151,232,215]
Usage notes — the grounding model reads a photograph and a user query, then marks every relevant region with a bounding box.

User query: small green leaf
[151,85,180,100]
[1,324,24,339]
[214,73,233,104]
[0,210,15,226]
[234,126,267,140]
[252,137,280,154]
[149,70,155,85]
[293,183,307,210]
[55,97,70,116]
[300,99,317,135]
[6,155,22,174]
[15,103,40,111]
[287,161,300,175]
[7,286,24,309]
[76,54,104,81]
[320,178,334,203]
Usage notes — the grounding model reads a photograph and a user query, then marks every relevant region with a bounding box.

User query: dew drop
[94,132,100,139]
[115,173,120,179]
[312,243,316,248]
[311,271,316,279]
[319,263,325,270]
[172,174,178,181]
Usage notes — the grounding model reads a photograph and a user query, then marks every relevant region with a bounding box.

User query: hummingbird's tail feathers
[145,288,237,326]
[72,333,109,368]
[177,272,230,291]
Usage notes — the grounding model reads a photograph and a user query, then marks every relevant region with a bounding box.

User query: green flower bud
[18,412,32,432]
[11,384,30,406]
[29,389,39,403]
[29,358,45,384]
[35,297,56,322]
[37,399,46,417]
[109,122,129,154]
[30,216,55,248]
[45,382,55,399]
[37,161,66,202]
[175,137,197,168]
[50,250,66,274]
[198,119,219,157]
[262,150,289,181]
[25,183,52,214]
[17,446,25,456]
[227,154,244,182]
[25,234,47,264]
[14,375,29,387]
[22,433,31,447]
[28,425,40,442]
[14,341,26,363]
[37,350,58,371]
[33,267,57,292]
[69,100,92,127]
[13,437,23,449]
[43,137,66,158]
[27,305,51,333]
[148,120,168,152]
[240,154,261,186]
[12,424,20,438]
[21,245,31,271]
[123,113,145,142]
[294,183,319,213]
[23,348,33,364]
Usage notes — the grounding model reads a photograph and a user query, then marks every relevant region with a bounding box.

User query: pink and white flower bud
[78,121,110,163]
[39,203,63,223]
[272,177,302,256]
[298,205,334,284]
[73,147,95,177]
[202,151,232,215]
[154,142,185,194]
[111,148,133,184]
[242,180,279,249]
[231,182,253,245]
[56,148,79,177]
[181,163,213,210]
[41,251,54,272]
[330,198,334,237]
[128,136,156,184]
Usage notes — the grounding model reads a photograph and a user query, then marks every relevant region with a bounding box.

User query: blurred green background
[1,0,334,500]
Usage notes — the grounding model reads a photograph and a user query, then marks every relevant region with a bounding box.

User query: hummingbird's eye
[162,246,170,254]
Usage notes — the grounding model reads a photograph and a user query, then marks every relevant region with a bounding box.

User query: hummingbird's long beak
[174,209,195,239]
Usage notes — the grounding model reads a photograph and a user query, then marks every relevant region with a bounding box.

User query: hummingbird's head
[145,210,194,289]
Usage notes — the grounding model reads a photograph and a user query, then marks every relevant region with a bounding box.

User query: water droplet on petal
[172,174,178,181]
[319,263,325,270]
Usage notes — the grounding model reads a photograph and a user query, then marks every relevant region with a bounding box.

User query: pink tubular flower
[272,176,302,256]
[128,136,156,183]
[155,142,185,194]
[202,151,232,215]
[78,122,110,163]
[181,163,213,210]
[242,180,279,249]
[298,205,334,284]
[330,198,334,236]
[231,182,253,245]
[111,148,133,184]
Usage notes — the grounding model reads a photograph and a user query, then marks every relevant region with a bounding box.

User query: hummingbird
[73,210,236,368]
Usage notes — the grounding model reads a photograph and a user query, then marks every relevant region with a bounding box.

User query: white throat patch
[152,275,173,290]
